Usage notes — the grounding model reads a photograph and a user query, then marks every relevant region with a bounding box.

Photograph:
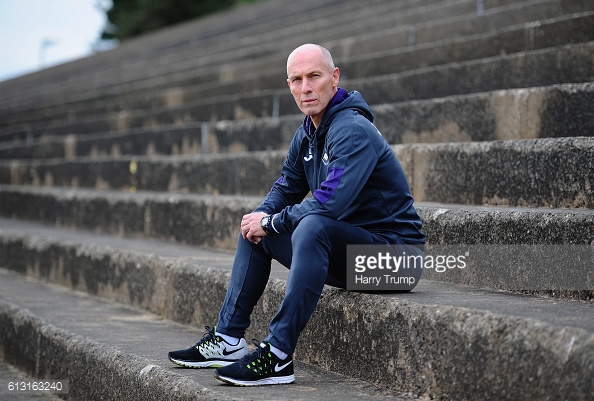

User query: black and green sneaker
[168,326,248,368]
[214,340,295,386]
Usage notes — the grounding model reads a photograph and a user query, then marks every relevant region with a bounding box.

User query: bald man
[168,43,425,386]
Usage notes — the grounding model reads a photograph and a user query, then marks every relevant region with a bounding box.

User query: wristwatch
[260,214,273,235]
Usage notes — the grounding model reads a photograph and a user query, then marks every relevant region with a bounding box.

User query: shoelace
[195,325,218,348]
[241,339,274,374]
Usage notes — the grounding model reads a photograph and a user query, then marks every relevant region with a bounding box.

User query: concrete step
[2,136,593,208]
[2,40,592,142]
[394,136,594,208]
[1,82,592,158]
[0,115,303,159]
[0,219,593,399]
[0,185,261,250]
[0,269,411,401]
[130,6,594,112]
[19,0,594,111]
[3,3,592,131]
[1,182,592,247]
[0,151,287,196]
[0,0,525,115]
[372,82,594,144]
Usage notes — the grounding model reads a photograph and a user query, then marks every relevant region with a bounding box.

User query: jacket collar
[304,87,350,138]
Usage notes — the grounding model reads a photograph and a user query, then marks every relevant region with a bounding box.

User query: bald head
[286,44,335,77]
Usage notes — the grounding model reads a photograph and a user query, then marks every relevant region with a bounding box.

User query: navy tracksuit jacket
[257,88,425,244]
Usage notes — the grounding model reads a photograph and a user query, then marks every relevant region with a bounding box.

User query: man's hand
[240,212,268,244]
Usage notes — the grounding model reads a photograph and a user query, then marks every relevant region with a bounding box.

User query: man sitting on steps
[168,43,425,386]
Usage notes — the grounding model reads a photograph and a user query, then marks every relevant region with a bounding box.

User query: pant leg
[264,215,389,355]
[216,232,292,338]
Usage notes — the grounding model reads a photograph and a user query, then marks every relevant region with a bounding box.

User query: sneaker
[213,339,295,386]
[168,326,248,368]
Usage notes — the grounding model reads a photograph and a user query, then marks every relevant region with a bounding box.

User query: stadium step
[1,82,592,159]
[2,0,593,139]
[1,219,593,400]
[2,39,592,142]
[0,268,411,401]
[2,136,593,208]
[1,186,592,293]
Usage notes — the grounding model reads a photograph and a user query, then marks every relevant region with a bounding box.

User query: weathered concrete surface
[417,203,594,293]
[375,82,594,144]
[336,10,594,78]
[418,202,594,245]
[0,220,593,400]
[7,3,594,130]
[1,185,594,250]
[0,185,261,249]
[1,82,592,160]
[0,272,410,401]
[2,185,593,295]
[2,136,593,208]
[352,41,594,109]
[1,214,591,309]
[0,115,301,159]
[3,39,592,142]
[4,0,583,128]
[0,305,221,401]
[0,151,287,195]
[394,137,594,209]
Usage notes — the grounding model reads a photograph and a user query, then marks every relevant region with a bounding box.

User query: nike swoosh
[274,360,293,372]
[222,347,243,356]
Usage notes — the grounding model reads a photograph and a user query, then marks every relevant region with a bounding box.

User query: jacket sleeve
[272,112,380,234]
[254,130,310,215]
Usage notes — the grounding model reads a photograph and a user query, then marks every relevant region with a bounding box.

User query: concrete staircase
[0,0,593,399]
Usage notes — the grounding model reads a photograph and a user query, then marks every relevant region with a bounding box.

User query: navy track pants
[215,214,406,355]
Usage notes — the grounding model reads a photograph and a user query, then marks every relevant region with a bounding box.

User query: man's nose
[301,78,312,93]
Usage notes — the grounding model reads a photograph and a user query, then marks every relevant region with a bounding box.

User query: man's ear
[333,67,340,88]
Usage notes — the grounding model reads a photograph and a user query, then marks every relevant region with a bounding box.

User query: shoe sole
[169,356,236,368]
[214,372,295,386]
